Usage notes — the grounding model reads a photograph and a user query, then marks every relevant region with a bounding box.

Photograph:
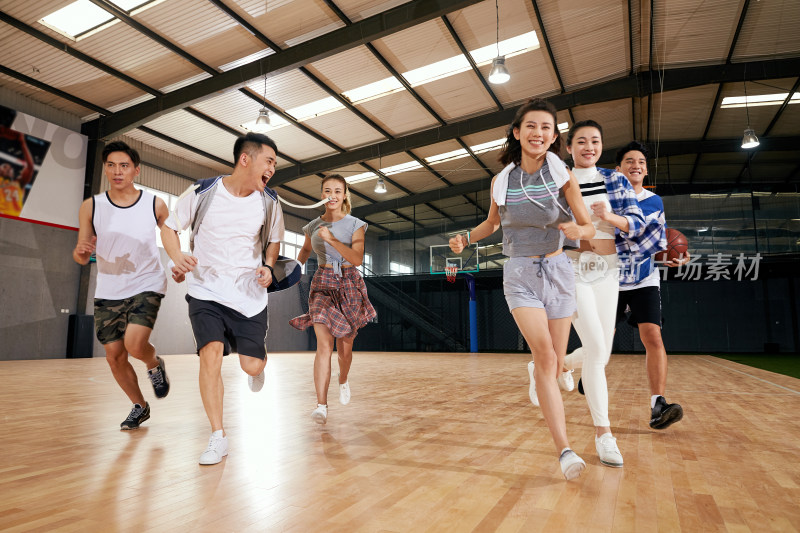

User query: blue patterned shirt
[617,188,668,285]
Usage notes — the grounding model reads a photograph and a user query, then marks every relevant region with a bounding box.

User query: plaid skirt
[290,266,377,338]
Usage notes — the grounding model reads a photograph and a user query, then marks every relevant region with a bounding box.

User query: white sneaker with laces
[199,431,228,465]
[557,369,575,392]
[311,404,327,424]
[338,374,351,405]
[248,370,265,392]
[595,433,624,467]
[559,449,586,480]
[527,361,539,406]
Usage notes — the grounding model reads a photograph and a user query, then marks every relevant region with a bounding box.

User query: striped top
[573,167,615,240]
[498,161,575,257]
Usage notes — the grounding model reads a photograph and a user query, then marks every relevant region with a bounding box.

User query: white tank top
[93,190,167,299]
[572,167,615,240]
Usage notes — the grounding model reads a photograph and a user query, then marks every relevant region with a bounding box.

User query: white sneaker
[311,404,327,425]
[339,376,351,406]
[199,431,228,465]
[557,369,575,392]
[248,370,265,392]
[527,361,539,406]
[595,433,624,467]
[559,449,586,480]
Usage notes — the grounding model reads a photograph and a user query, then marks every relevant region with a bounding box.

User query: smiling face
[243,144,277,191]
[567,126,602,169]
[103,151,139,191]
[321,177,347,213]
[513,110,558,161]
[616,150,648,188]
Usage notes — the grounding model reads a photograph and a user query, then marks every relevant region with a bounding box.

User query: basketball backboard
[430,243,479,275]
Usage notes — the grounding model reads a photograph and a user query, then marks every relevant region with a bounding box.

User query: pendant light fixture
[253,73,271,132]
[741,79,759,149]
[488,0,510,84]
[374,177,387,194]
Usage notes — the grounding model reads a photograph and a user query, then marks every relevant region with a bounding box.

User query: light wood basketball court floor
[2,352,799,532]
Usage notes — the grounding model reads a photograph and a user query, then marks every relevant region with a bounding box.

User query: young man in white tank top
[73,141,171,431]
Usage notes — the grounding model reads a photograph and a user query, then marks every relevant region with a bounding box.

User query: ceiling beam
[0,64,108,115]
[688,0,752,185]
[530,1,564,92]
[440,14,502,110]
[271,58,800,184]
[82,0,483,139]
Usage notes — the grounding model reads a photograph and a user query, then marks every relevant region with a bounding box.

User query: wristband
[263,264,275,276]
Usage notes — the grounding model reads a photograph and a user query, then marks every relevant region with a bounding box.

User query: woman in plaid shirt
[290,174,377,425]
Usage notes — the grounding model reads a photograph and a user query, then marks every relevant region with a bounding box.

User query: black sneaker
[120,402,150,430]
[577,377,584,395]
[147,356,170,399]
[650,396,683,430]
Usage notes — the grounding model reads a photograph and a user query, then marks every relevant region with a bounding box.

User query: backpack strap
[189,176,224,253]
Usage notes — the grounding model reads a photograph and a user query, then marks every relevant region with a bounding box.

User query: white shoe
[595,433,624,467]
[559,449,586,480]
[248,370,265,392]
[199,431,228,465]
[557,369,575,392]
[311,404,327,425]
[339,377,351,406]
[527,361,539,406]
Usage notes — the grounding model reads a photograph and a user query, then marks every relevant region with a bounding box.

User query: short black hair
[615,141,649,166]
[233,133,278,164]
[102,141,140,167]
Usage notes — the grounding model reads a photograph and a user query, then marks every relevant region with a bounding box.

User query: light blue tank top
[499,162,575,257]
[303,214,368,265]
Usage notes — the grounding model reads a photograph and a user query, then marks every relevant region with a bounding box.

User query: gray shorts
[503,253,576,318]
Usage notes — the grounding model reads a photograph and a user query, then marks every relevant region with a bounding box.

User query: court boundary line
[700,356,800,395]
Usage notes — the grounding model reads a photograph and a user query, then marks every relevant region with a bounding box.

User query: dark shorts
[186,295,268,360]
[94,291,164,345]
[616,286,662,328]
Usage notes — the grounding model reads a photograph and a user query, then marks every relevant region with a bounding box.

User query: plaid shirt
[596,167,647,250]
[617,188,668,285]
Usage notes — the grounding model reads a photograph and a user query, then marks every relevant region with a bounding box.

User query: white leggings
[564,251,619,427]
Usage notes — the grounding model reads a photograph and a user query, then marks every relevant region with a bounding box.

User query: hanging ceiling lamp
[374,177,387,194]
[741,79,760,149]
[252,73,271,133]
[488,0,510,84]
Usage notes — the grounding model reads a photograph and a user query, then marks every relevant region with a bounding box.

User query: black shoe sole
[578,378,584,395]
[650,404,683,430]
[120,411,151,430]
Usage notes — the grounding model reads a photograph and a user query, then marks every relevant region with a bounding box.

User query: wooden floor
[1,352,799,533]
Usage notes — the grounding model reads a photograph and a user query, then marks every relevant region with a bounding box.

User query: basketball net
[445,265,458,283]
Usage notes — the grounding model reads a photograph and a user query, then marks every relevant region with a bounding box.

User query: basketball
[655,228,689,262]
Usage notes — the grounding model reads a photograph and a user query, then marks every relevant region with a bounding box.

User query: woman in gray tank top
[449,98,595,480]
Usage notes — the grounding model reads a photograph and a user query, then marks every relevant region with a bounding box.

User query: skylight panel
[381,161,423,176]
[558,122,569,132]
[470,31,540,65]
[343,77,405,104]
[403,56,472,86]
[286,97,345,121]
[470,138,505,154]
[241,114,290,133]
[721,93,799,108]
[345,172,378,184]
[425,148,469,164]
[39,0,156,39]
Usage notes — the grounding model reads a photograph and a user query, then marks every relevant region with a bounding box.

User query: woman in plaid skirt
[290,174,376,424]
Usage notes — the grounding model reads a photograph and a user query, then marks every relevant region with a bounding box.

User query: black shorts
[186,295,268,359]
[616,286,662,328]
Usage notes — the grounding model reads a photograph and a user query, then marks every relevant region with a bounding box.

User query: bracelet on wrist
[466,231,471,245]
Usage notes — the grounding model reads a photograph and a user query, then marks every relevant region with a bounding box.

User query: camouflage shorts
[94,291,164,345]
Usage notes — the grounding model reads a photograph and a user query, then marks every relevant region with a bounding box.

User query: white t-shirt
[167,179,284,317]
[572,167,615,240]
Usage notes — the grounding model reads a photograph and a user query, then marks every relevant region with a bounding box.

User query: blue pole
[465,274,478,353]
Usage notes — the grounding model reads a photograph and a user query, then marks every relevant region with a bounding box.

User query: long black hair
[498,98,561,166]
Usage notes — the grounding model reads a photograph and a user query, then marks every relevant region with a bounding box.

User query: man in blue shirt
[614,141,689,430]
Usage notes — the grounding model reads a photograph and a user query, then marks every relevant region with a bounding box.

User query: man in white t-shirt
[161,133,284,465]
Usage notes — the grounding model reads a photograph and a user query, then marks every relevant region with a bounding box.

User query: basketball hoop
[445,265,458,283]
